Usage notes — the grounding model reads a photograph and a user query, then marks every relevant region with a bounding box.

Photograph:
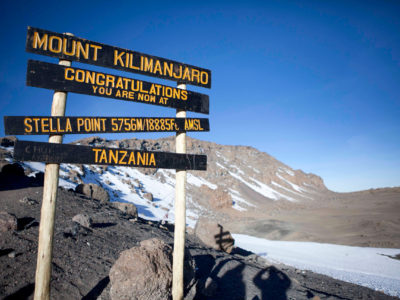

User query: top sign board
[26,27,211,88]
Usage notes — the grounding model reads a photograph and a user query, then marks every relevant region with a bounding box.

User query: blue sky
[0,0,399,192]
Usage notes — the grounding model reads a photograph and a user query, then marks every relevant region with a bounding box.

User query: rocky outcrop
[75,183,109,203]
[72,214,93,228]
[211,187,232,209]
[143,192,153,201]
[112,202,138,218]
[109,238,173,300]
[0,211,17,232]
[194,218,235,253]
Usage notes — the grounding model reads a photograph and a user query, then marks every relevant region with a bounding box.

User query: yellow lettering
[181,90,188,100]
[182,68,191,80]
[128,53,140,70]
[76,42,89,59]
[65,118,72,132]
[114,50,125,66]
[99,150,107,163]
[41,118,49,132]
[191,69,200,83]
[115,77,124,89]
[49,36,62,53]
[65,68,74,80]
[92,148,102,162]
[62,38,76,56]
[109,150,118,164]
[77,118,84,132]
[106,75,115,87]
[137,152,145,165]
[143,57,153,72]
[119,150,128,164]
[33,118,40,132]
[153,60,162,74]
[32,32,48,50]
[149,153,156,166]
[163,62,173,77]
[128,152,136,164]
[200,71,208,85]
[24,118,32,133]
[90,44,102,61]
[96,73,105,85]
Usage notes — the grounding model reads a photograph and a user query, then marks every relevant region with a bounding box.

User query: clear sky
[0,0,399,192]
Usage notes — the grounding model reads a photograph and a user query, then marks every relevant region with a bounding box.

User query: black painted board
[13,141,207,171]
[26,27,211,88]
[26,60,209,114]
[4,116,210,135]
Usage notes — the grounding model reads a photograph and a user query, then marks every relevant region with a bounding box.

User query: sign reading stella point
[5,116,209,135]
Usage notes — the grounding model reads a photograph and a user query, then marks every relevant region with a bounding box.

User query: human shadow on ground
[193,254,291,300]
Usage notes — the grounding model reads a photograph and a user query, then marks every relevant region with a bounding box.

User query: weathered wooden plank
[26,60,209,114]
[13,141,207,171]
[4,116,210,135]
[26,27,211,88]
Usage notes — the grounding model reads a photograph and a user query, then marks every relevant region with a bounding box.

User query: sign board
[26,27,211,88]
[27,60,209,114]
[14,141,207,170]
[4,116,209,135]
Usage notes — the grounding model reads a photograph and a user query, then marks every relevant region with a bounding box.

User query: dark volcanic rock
[0,136,17,147]
[0,184,397,300]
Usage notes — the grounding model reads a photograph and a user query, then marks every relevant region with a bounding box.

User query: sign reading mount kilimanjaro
[26,27,211,88]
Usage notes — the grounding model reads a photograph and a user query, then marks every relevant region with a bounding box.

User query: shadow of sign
[214,224,234,251]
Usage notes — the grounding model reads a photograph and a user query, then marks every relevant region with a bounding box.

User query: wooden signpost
[4,116,210,134]
[13,140,207,170]
[5,27,211,300]
[27,60,209,114]
[26,27,211,88]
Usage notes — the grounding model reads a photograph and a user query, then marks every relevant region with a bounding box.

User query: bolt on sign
[26,60,209,114]
[14,141,207,170]
[4,116,210,135]
[26,27,211,88]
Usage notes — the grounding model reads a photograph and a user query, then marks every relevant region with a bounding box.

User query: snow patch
[233,234,400,297]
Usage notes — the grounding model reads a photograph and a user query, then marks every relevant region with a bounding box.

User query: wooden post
[33,43,72,300]
[172,83,187,300]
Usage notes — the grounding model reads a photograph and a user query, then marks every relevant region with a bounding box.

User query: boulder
[194,218,235,253]
[0,136,17,147]
[1,163,25,177]
[112,202,138,219]
[0,211,18,232]
[143,192,153,201]
[109,238,195,300]
[72,214,92,228]
[75,183,109,203]
[109,238,173,300]
[211,187,232,209]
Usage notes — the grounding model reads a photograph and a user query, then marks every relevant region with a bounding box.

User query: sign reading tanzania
[4,116,209,135]
[26,27,211,88]
[27,60,209,114]
[14,141,207,170]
